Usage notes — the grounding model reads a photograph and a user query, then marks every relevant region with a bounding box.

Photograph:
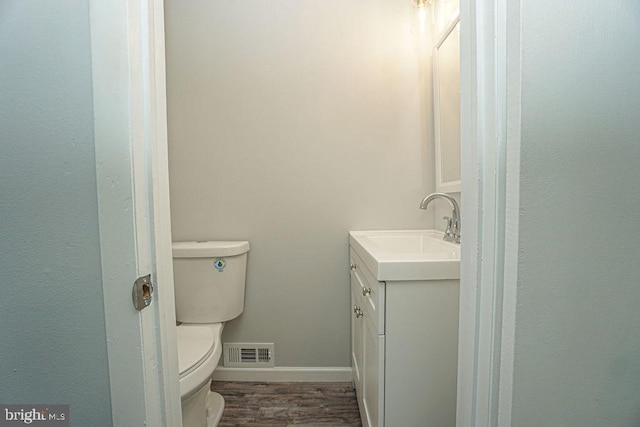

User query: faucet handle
[442,216,455,242]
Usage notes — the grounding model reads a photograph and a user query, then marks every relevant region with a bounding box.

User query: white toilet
[172,240,250,427]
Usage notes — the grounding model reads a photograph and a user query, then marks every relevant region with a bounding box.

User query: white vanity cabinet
[349,247,459,427]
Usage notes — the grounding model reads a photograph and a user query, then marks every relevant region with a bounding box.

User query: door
[90,1,181,425]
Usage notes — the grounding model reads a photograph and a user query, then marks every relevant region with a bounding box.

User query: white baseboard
[211,366,353,383]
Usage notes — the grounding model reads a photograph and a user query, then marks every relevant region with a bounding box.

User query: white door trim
[145,0,182,424]
[129,0,163,424]
[91,0,180,425]
[457,0,518,425]
[130,0,182,425]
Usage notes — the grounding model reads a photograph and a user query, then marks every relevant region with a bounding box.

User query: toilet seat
[178,326,215,378]
[177,323,223,399]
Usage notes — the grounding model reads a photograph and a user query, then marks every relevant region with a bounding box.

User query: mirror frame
[433,14,461,193]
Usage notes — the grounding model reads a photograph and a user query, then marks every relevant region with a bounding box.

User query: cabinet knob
[350,263,357,271]
[362,287,372,296]
[353,305,364,318]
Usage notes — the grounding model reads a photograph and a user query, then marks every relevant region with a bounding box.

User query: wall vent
[223,343,274,368]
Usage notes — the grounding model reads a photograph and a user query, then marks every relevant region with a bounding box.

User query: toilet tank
[172,241,250,324]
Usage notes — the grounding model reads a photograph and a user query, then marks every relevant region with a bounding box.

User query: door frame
[92,0,520,425]
[457,0,518,426]
[145,0,183,424]
[91,0,181,425]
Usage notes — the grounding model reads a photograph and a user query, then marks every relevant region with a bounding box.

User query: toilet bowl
[173,241,250,427]
[178,323,224,427]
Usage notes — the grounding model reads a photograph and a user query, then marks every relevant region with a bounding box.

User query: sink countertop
[349,230,460,281]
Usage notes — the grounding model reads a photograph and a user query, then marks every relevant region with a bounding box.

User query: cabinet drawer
[350,248,385,335]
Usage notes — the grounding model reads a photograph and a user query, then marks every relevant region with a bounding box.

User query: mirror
[433,16,461,193]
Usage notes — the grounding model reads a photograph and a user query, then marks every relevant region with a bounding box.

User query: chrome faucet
[419,193,461,243]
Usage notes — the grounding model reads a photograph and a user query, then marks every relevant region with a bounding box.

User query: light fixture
[414,0,433,37]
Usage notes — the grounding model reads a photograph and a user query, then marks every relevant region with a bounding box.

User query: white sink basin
[349,230,460,281]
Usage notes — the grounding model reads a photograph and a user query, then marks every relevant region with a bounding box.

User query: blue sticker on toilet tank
[213,258,226,272]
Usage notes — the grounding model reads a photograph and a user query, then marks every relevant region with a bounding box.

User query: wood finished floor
[212,381,362,427]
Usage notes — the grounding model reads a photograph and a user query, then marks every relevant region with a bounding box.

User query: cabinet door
[362,313,383,427]
[350,270,364,395]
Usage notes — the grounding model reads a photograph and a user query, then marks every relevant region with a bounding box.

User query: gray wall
[165,0,435,367]
[0,1,112,424]
[512,1,640,425]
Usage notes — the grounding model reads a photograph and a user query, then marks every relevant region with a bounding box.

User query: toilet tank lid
[173,241,250,258]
